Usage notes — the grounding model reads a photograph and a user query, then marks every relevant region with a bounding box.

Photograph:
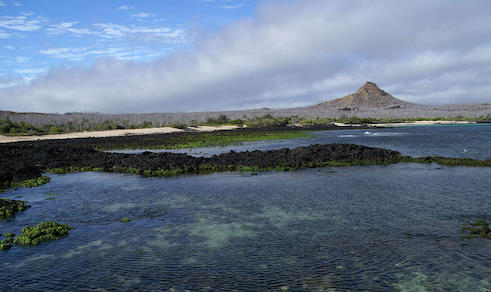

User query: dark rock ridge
[0,140,401,187]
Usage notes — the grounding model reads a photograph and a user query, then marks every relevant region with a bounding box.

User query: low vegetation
[0,198,30,219]
[0,117,161,136]
[13,221,72,246]
[2,114,489,136]
[462,219,490,239]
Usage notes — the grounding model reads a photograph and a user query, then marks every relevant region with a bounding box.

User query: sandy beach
[0,125,240,144]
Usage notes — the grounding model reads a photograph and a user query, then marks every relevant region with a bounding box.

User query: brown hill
[317,81,415,108]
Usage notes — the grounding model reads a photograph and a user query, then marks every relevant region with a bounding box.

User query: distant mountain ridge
[317,81,416,109]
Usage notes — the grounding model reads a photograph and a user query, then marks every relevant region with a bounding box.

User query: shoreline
[0,125,239,144]
[0,120,482,144]
[368,120,476,127]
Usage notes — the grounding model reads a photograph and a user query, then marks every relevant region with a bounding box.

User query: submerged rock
[0,198,30,219]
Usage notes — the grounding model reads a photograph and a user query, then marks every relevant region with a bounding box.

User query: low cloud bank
[1,0,491,113]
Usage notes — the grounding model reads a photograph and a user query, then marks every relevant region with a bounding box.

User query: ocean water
[1,125,490,291]
[113,124,491,160]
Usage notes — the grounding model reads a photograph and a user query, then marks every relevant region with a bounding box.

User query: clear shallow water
[1,164,490,291]
[113,124,491,160]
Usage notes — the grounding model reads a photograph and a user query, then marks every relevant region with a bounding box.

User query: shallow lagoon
[1,163,490,291]
[112,124,491,160]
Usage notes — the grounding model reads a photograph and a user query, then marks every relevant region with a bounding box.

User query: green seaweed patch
[47,166,97,174]
[462,219,490,239]
[11,176,51,188]
[0,238,13,250]
[0,198,30,219]
[112,160,396,178]
[0,233,15,250]
[119,218,133,223]
[45,197,56,200]
[45,192,60,196]
[13,221,72,246]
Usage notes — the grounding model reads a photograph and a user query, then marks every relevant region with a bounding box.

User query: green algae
[0,198,30,219]
[119,218,133,223]
[462,219,490,239]
[10,176,51,188]
[13,221,72,246]
[94,130,315,151]
[0,238,13,250]
[45,155,491,181]
[47,166,97,174]
[0,232,16,250]
[44,192,60,200]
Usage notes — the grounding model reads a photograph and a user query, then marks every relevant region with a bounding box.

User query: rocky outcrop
[0,139,401,187]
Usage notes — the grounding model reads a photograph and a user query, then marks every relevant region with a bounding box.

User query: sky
[0,0,490,113]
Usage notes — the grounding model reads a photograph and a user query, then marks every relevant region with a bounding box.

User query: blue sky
[0,0,257,86]
[0,0,490,113]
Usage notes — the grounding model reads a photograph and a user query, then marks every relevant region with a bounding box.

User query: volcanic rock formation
[317,81,415,109]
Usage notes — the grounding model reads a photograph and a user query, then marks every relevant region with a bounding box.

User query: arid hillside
[1,82,490,127]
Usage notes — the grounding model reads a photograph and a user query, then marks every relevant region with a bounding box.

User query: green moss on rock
[0,198,30,219]
[13,221,72,246]
[12,176,51,188]
[0,238,13,250]
[119,218,133,223]
[0,233,15,250]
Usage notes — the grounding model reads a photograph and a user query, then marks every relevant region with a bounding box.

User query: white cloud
[130,12,153,19]
[15,56,29,63]
[4,45,15,49]
[93,23,185,42]
[45,21,186,43]
[0,14,47,31]
[40,46,156,61]
[13,1,21,6]
[117,5,134,10]
[1,0,491,113]
[0,1,5,6]
[0,29,10,38]
[218,4,244,9]
[15,67,47,75]
[46,22,95,36]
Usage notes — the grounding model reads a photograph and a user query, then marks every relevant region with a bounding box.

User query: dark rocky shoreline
[1,126,490,188]
[1,130,400,187]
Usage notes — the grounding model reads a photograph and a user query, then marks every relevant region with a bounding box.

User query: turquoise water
[1,164,490,291]
[113,124,491,160]
[1,125,491,291]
